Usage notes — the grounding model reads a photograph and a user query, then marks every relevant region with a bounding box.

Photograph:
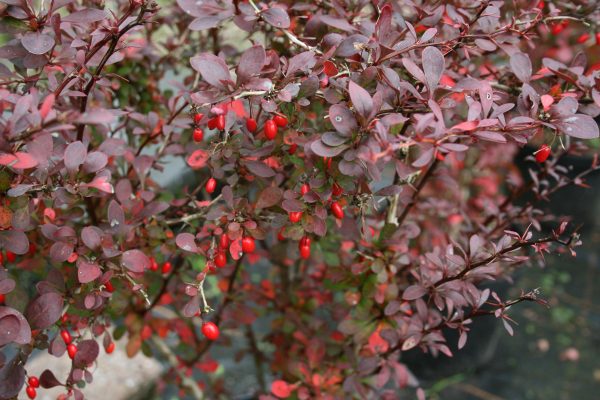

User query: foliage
[1,0,600,398]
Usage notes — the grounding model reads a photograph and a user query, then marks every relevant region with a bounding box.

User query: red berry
[106,342,116,354]
[193,127,204,142]
[141,325,152,340]
[577,33,590,44]
[0,252,3,265]
[219,234,230,250]
[323,60,338,77]
[150,257,158,271]
[288,143,297,155]
[60,330,72,345]
[299,235,311,248]
[205,178,217,194]
[535,144,551,163]
[289,211,302,223]
[273,114,288,128]
[323,157,332,170]
[216,114,226,131]
[194,113,204,124]
[332,182,343,196]
[300,183,310,195]
[104,280,114,293]
[26,386,37,399]
[161,261,172,274]
[28,376,40,388]
[299,245,311,259]
[264,119,278,140]
[241,236,256,253]
[277,228,285,241]
[0,294,4,303]
[201,322,220,340]
[246,118,258,133]
[331,201,344,219]
[214,252,227,268]
[207,117,217,130]
[596,32,600,44]
[6,251,15,263]
[536,0,544,9]
[67,343,78,359]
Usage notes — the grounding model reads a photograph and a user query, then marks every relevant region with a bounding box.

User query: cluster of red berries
[149,258,172,274]
[61,329,78,359]
[210,233,256,269]
[25,375,39,399]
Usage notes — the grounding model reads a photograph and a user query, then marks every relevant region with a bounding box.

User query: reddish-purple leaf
[190,53,232,90]
[0,360,25,400]
[25,292,64,329]
[402,285,427,300]
[62,8,106,24]
[256,187,283,209]
[510,52,532,83]
[49,241,74,262]
[21,32,54,55]
[348,81,373,119]
[77,259,101,284]
[556,114,599,139]
[121,250,150,273]
[73,339,99,368]
[40,369,62,388]
[64,141,87,173]
[237,45,266,84]
[329,104,358,136]
[262,7,290,29]
[0,230,29,255]
[422,46,444,91]
[244,160,276,178]
[176,233,198,253]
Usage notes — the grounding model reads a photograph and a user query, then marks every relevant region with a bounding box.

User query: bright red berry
[150,257,158,271]
[193,127,204,142]
[323,60,338,77]
[277,228,285,241]
[577,33,590,44]
[288,143,297,155]
[194,113,203,124]
[106,342,116,354]
[214,252,227,268]
[332,182,343,196]
[28,376,40,388]
[264,119,278,140]
[6,251,15,263]
[596,32,600,44]
[535,144,551,163]
[0,252,3,265]
[0,294,4,303]
[26,386,37,399]
[246,118,257,133]
[241,236,256,253]
[331,201,344,219]
[300,183,309,195]
[201,322,220,340]
[60,330,72,345]
[216,114,226,131]
[161,261,172,274]
[289,211,302,223]
[219,234,230,250]
[299,235,311,248]
[299,245,311,259]
[205,178,217,194]
[104,280,114,293]
[273,114,288,128]
[67,343,78,359]
[536,0,544,9]
[207,117,217,130]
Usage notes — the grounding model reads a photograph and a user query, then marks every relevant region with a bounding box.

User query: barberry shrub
[1,0,599,398]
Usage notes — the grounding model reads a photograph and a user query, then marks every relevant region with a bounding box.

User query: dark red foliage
[0,0,599,399]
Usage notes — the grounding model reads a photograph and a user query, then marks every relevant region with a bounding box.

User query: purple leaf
[0,359,24,400]
[555,114,599,139]
[244,160,276,178]
[0,307,31,345]
[287,51,316,76]
[0,315,20,346]
[510,52,532,83]
[0,230,29,255]
[256,187,283,209]
[190,53,232,90]
[176,233,198,253]
[49,241,74,262]
[81,226,102,249]
[64,141,87,173]
[237,45,266,84]
[422,46,444,91]
[189,16,221,31]
[83,151,108,173]
[40,369,62,388]
[21,32,55,55]
[73,340,99,368]
[62,8,106,24]
[121,250,150,273]
[402,285,427,300]
[329,104,358,136]
[348,81,373,119]
[262,7,290,29]
[25,292,63,329]
[77,259,101,284]
[311,140,348,157]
